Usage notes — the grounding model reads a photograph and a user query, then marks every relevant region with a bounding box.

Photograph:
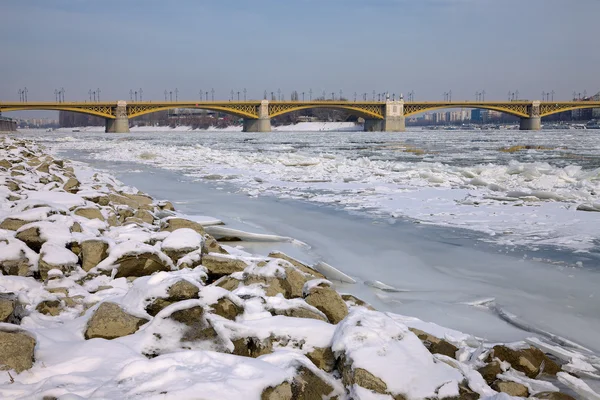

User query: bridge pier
[519,101,541,131]
[242,100,271,132]
[105,101,130,133]
[364,100,405,132]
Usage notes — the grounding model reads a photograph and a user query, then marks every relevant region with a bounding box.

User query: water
[18,128,600,353]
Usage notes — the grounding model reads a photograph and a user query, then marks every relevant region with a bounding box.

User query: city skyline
[1,0,599,108]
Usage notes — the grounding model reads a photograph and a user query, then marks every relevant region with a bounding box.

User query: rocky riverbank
[0,136,597,399]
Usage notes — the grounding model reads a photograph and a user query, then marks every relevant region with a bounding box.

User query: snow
[40,242,79,266]
[161,228,204,251]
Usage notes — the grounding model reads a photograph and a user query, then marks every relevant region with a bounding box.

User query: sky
[1,0,599,111]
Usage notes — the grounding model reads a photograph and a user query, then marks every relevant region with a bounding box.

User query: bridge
[2,99,600,133]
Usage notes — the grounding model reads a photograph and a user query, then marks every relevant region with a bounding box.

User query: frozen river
[20,127,600,353]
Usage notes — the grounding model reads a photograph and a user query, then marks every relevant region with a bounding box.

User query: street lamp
[199,89,203,101]
[130,89,134,101]
[97,88,101,102]
[89,90,92,102]
[55,89,59,102]
[277,88,281,101]
[211,88,214,101]
[169,91,173,102]
[309,89,312,101]
[175,88,179,101]
[243,88,247,101]
[139,88,143,101]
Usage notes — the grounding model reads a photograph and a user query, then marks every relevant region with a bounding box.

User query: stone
[306,347,336,372]
[291,366,335,399]
[0,218,30,231]
[108,193,140,209]
[341,362,388,394]
[6,180,20,192]
[211,297,243,320]
[268,251,325,279]
[202,254,247,278]
[63,177,80,193]
[214,276,241,292]
[38,245,79,280]
[341,294,376,310]
[430,339,458,359]
[232,336,273,358]
[0,249,31,277]
[134,209,154,224]
[85,194,110,206]
[36,163,50,173]
[304,286,348,324]
[477,361,503,385]
[0,159,11,169]
[47,287,69,296]
[121,192,153,206]
[123,217,146,226]
[145,280,200,316]
[169,306,218,342]
[80,240,110,272]
[74,207,105,221]
[271,305,327,322]
[491,381,529,397]
[202,235,228,254]
[0,329,36,373]
[160,218,205,234]
[116,206,135,222]
[36,300,63,316]
[0,293,24,324]
[158,201,175,211]
[71,222,83,233]
[15,226,45,252]
[534,392,576,400]
[261,382,292,400]
[114,252,170,278]
[492,345,561,378]
[85,302,148,340]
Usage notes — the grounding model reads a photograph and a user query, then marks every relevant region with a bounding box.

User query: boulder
[341,362,389,394]
[534,392,576,400]
[270,305,327,322]
[169,305,218,342]
[121,192,153,206]
[202,254,248,278]
[85,302,148,340]
[304,284,348,324]
[268,251,325,279]
[492,345,561,378]
[145,280,200,316]
[63,177,80,193]
[160,218,205,234]
[430,339,458,359]
[202,235,228,254]
[0,218,30,231]
[491,381,529,397]
[291,366,336,399]
[74,207,105,221]
[114,252,170,278]
[134,209,155,224]
[36,300,63,316]
[261,382,292,400]
[161,229,204,263]
[15,226,45,253]
[80,240,110,272]
[0,159,11,169]
[158,201,175,211]
[36,162,50,173]
[232,335,273,358]
[341,294,376,310]
[477,360,503,385]
[85,194,110,206]
[306,347,336,372]
[108,193,140,209]
[211,297,244,320]
[0,329,36,373]
[0,245,31,276]
[0,293,25,324]
[38,243,79,280]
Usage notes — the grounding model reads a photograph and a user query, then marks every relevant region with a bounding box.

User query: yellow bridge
[2,99,599,133]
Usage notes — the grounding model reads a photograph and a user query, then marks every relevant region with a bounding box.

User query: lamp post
[164,90,167,101]
[97,88,101,102]
[243,88,247,101]
[55,89,59,102]
[277,88,281,101]
[139,88,143,101]
[169,91,172,102]
[199,90,203,101]
[211,88,214,101]
[89,90,92,102]
[309,89,312,101]
[130,89,134,101]
[354,92,357,102]
[175,88,179,101]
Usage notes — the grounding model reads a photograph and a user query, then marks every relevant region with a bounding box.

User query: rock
[169,306,218,342]
[161,229,204,263]
[47,287,69,296]
[80,240,110,272]
[85,302,148,340]
[71,222,83,233]
[202,254,248,278]
[115,206,135,222]
[214,276,241,292]
[121,192,153,206]
[268,252,325,279]
[114,252,170,278]
[211,297,243,320]
[160,218,205,234]
[0,248,31,277]
[477,361,503,385]
[304,286,348,324]
[534,392,576,400]
[492,345,561,378]
[36,162,50,173]
[74,207,105,221]
[491,381,529,397]
[63,177,80,193]
[202,235,228,254]
[0,293,25,324]
[145,280,200,316]
[85,194,110,206]
[134,209,154,224]
[306,347,336,372]
[232,336,273,358]
[108,193,140,209]
[0,159,11,169]
[0,218,30,231]
[158,201,175,211]
[341,294,376,310]
[291,366,336,399]
[0,329,36,373]
[6,180,20,192]
[271,305,327,322]
[341,362,388,394]
[261,382,292,400]
[36,300,63,316]
[38,244,79,280]
[408,328,442,346]
[15,226,45,252]
[430,339,458,359]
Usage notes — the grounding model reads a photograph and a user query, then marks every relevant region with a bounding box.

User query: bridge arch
[403,102,530,119]
[268,102,384,120]
[0,104,116,119]
[127,103,259,120]
[540,104,600,118]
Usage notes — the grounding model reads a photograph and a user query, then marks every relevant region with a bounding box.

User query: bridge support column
[519,101,541,131]
[105,101,130,133]
[243,100,271,132]
[364,100,405,132]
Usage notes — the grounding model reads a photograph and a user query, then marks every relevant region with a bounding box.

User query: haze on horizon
[1,0,599,107]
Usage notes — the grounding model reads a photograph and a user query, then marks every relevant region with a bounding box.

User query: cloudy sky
[1,0,599,106]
